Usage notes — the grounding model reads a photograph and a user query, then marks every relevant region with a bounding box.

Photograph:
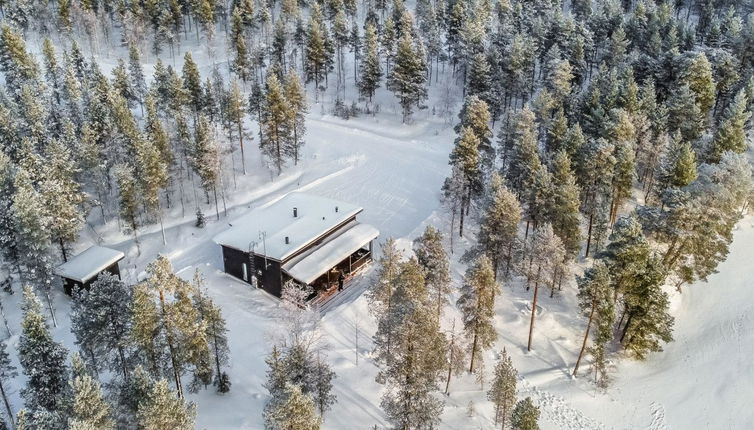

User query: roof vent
[285,236,290,244]
[293,207,298,217]
[335,206,339,213]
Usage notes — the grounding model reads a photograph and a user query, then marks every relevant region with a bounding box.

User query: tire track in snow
[518,379,606,430]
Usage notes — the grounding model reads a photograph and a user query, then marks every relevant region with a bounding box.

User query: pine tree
[0,152,20,275]
[12,166,55,319]
[457,256,498,373]
[456,96,494,172]
[387,30,428,123]
[448,125,481,237]
[134,136,169,245]
[115,164,141,246]
[304,5,331,101]
[656,134,697,193]
[191,270,230,393]
[192,115,222,217]
[18,286,69,425]
[709,89,751,162]
[572,262,614,379]
[683,53,716,117]
[261,72,291,175]
[284,71,307,165]
[525,225,565,351]
[182,53,203,117]
[136,256,213,398]
[227,80,248,175]
[137,379,196,429]
[370,239,403,366]
[377,259,446,429]
[548,151,581,257]
[0,343,17,429]
[42,138,86,262]
[266,383,321,430]
[620,256,673,360]
[511,397,540,430]
[476,173,522,279]
[70,273,134,382]
[413,225,451,321]
[68,354,115,430]
[112,59,135,108]
[128,43,147,111]
[0,25,39,95]
[506,107,542,200]
[488,349,517,429]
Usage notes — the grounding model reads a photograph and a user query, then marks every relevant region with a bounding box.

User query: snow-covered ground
[3,29,752,430]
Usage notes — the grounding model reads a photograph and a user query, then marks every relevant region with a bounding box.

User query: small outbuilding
[55,245,126,295]
[213,192,379,301]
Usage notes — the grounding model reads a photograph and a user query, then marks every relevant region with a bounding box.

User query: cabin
[213,192,379,301]
[54,246,126,295]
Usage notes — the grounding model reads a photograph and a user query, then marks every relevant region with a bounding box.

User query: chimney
[285,236,289,244]
[293,207,298,217]
[335,206,339,213]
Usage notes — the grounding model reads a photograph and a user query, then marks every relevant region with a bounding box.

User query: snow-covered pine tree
[68,354,115,430]
[0,25,40,97]
[266,383,321,430]
[134,135,169,245]
[457,256,498,373]
[42,138,86,262]
[377,258,446,429]
[708,89,751,162]
[304,4,332,102]
[137,379,196,429]
[683,52,716,118]
[548,151,581,257]
[455,96,494,173]
[261,72,291,175]
[488,348,518,429]
[12,166,56,322]
[444,320,466,394]
[137,256,214,397]
[475,173,522,280]
[284,70,307,165]
[387,24,428,123]
[448,126,481,237]
[18,286,69,427]
[226,80,248,175]
[128,43,147,111]
[511,397,540,430]
[413,225,451,321]
[191,115,222,220]
[572,261,614,378]
[506,107,542,200]
[525,224,565,351]
[0,343,17,428]
[575,138,615,256]
[70,272,134,382]
[0,152,20,276]
[114,164,141,247]
[191,270,230,393]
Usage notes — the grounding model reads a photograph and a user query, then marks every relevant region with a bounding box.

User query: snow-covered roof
[282,222,379,284]
[213,192,364,261]
[54,246,125,283]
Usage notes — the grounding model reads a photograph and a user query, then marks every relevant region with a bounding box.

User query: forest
[0,0,752,426]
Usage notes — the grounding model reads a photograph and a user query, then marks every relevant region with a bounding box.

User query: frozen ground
[2,31,752,430]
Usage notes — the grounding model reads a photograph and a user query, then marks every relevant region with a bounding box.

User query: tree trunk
[573,301,596,376]
[584,212,594,257]
[59,237,67,262]
[468,331,478,373]
[527,276,540,351]
[159,289,184,398]
[0,381,14,430]
[238,120,246,175]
